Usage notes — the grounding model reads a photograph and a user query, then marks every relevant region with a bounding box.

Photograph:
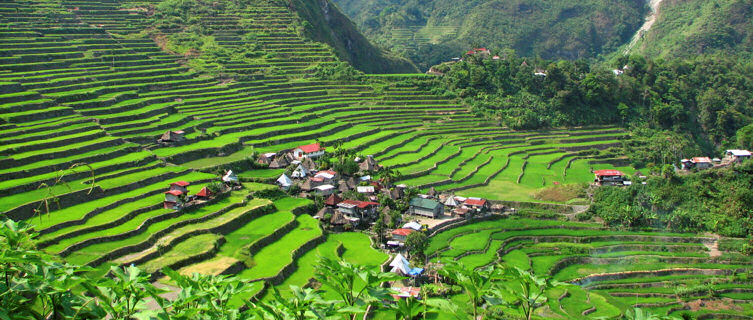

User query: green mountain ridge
[333,0,647,69]
[630,0,753,61]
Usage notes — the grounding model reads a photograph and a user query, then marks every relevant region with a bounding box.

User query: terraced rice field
[427,217,753,319]
[1,0,638,308]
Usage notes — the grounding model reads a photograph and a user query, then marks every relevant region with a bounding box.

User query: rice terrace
[2,0,753,319]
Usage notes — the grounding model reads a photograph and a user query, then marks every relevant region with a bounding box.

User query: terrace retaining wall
[246,218,298,256]
[57,192,234,256]
[86,202,275,267]
[148,236,227,281]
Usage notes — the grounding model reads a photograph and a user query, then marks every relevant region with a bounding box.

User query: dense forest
[588,160,753,240]
[634,0,753,62]
[427,52,753,167]
[333,0,646,69]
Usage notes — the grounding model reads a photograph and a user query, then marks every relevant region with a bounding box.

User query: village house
[408,197,444,218]
[313,184,335,196]
[324,193,343,207]
[276,174,293,189]
[391,228,416,242]
[464,198,490,214]
[466,48,491,58]
[356,185,375,196]
[691,157,713,170]
[593,169,627,186]
[337,200,379,221]
[164,189,186,210]
[314,170,338,182]
[725,150,752,163]
[329,210,351,231]
[158,130,185,143]
[314,206,334,220]
[301,157,318,172]
[169,181,190,193]
[359,155,380,173]
[292,164,308,178]
[269,155,290,169]
[300,177,325,192]
[293,143,325,160]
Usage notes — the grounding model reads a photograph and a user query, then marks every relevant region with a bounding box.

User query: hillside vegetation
[333,0,646,69]
[432,52,753,166]
[632,0,753,61]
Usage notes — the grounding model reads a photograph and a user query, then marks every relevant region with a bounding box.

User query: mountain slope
[632,0,753,60]
[290,0,418,73]
[333,0,646,70]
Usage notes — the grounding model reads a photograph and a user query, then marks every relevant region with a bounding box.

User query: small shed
[359,155,380,172]
[301,157,318,171]
[443,196,459,208]
[269,156,290,169]
[159,130,185,143]
[324,193,343,207]
[196,187,212,200]
[402,221,422,231]
[222,170,239,184]
[315,206,334,220]
[276,174,293,188]
[292,164,308,178]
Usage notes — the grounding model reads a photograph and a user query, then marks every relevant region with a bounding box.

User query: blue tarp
[408,268,424,276]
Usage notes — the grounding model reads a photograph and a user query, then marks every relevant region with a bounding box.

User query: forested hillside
[430,52,753,167]
[333,0,646,69]
[632,0,753,61]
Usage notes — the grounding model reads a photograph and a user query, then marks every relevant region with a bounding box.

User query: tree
[314,256,403,317]
[737,123,753,150]
[438,261,501,319]
[404,232,428,262]
[255,285,337,320]
[373,213,386,245]
[487,267,563,320]
[82,265,166,319]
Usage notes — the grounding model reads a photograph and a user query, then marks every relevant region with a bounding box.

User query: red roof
[691,157,712,163]
[196,187,211,197]
[594,170,625,177]
[311,177,324,183]
[391,228,416,236]
[171,181,190,187]
[165,190,184,196]
[320,170,337,176]
[464,198,487,207]
[341,199,379,209]
[297,143,323,154]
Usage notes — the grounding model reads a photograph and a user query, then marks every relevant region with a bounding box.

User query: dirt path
[624,0,664,54]
[703,233,722,258]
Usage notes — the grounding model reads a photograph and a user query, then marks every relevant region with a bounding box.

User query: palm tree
[487,266,562,320]
[438,261,501,319]
[314,256,403,319]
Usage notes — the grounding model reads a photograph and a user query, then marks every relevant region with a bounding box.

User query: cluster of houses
[262,143,503,246]
[163,181,212,210]
[680,149,752,171]
[162,170,240,210]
